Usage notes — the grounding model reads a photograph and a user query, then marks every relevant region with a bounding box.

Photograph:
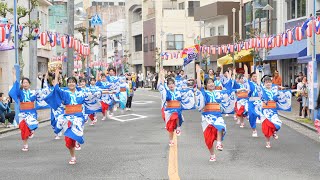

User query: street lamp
[232,8,236,69]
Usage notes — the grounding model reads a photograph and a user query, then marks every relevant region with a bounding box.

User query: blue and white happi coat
[44,85,102,144]
[96,80,113,105]
[82,85,102,115]
[196,88,226,137]
[261,86,282,131]
[158,83,196,126]
[118,76,129,109]
[233,79,250,116]
[175,75,188,91]
[9,81,51,131]
[247,80,263,128]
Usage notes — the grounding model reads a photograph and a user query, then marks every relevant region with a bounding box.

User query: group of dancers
[158,64,292,162]
[8,67,136,165]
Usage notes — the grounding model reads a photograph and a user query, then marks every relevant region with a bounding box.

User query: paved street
[0,89,320,180]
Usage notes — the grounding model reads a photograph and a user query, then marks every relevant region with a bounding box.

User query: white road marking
[132,101,154,105]
[111,114,147,122]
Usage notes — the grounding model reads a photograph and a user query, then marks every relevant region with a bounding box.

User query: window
[166,34,184,50]
[98,2,102,6]
[119,2,125,6]
[150,35,155,51]
[109,2,114,6]
[114,40,118,48]
[179,2,185,10]
[144,37,148,52]
[244,2,252,23]
[92,2,97,6]
[188,1,200,17]
[210,27,216,37]
[218,25,224,35]
[287,0,306,20]
[134,35,142,52]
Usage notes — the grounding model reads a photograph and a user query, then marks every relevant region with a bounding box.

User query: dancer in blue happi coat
[232,68,250,128]
[244,65,263,137]
[158,69,195,146]
[118,75,129,113]
[195,65,226,162]
[9,68,51,152]
[96,71,113,120]
[44,68,110,165]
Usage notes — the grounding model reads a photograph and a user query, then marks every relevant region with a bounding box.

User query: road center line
[168,134,180,180]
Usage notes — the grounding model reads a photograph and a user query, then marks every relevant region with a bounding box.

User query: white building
[0,0,52,94]
[125,0,143,74]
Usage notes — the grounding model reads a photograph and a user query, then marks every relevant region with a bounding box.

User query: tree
[0,0,40,77]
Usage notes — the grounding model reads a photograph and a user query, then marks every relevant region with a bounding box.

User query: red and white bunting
[306,21,313,37]
[295,26,303,41]
[260,36,266,48]
[244,42,249,50]
[40,32,47,46]
[211,46,216,55]
[74,40,80,51]
[0,27,5,43]
[79,44,83,54]
[282,33,288,46]
[60,36,67,49]
[287,30,294,44]
[229,44,234,53]
[218,47,222,55]
[250,38,256,48]
[50,33,56,47]
[275,35,282,47]
[237,43,242,52]
[68,36,74,48]
[223,45,228,54]
[268,37,275,48]
[315,20,320,35]
[256,38,261,48]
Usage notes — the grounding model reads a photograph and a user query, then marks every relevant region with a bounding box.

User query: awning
[217,49,253,66]
[266,39,307,60]
[297,54,320,63]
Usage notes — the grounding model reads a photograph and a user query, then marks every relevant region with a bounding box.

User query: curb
[0,119,50,135]
[279,113,317,132]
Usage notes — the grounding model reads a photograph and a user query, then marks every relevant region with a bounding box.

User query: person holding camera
[0,93,14,127]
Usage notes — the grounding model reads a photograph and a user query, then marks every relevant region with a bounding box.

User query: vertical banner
[308,61,314,109]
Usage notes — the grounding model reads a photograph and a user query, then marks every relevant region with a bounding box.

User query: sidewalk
[279,98,317,132]
[0,109,51,134]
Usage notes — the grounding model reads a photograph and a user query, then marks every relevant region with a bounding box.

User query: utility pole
[67,0,75,77]
[29,2,38,89]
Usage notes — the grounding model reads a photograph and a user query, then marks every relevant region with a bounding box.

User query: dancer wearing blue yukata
[105,68,120,115]
[85,78,102,126]
[96,71,113,120]
[9,68,51,152]
[118,76,129,114]
[44,69,109,165]
[42,72,64,140]
[260,76,282,149]
[232,69,250,128]
[158,69,185,146]
[195,65,226,162]
[244,65,263,137]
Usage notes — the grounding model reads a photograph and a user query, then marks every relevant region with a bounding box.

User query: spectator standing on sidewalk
[314,89,320,136]
[138,71,144,88]
[296,78,305,117]
[301,77,310,119]
[272,70,282,87]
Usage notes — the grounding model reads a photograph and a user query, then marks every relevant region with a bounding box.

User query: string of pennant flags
[0,24,90,57]
[160,16,320,60]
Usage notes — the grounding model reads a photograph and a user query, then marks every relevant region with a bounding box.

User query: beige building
[142,0,200,78]
[0,0,52,94]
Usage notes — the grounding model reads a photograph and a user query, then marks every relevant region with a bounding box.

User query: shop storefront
[266,39,307,88]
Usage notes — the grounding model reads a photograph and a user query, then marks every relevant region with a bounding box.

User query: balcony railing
[166,41,184,50]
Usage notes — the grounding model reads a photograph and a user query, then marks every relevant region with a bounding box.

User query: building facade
[125,0,143,74]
